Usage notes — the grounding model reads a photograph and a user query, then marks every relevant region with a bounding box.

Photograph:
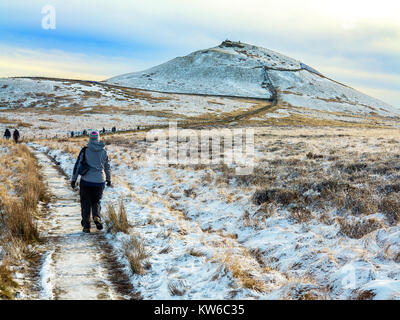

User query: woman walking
[71,130,111,233]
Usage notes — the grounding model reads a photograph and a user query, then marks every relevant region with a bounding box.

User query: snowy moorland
[33,126,400,300]
[0,76,399,142]
[0,77,260,138]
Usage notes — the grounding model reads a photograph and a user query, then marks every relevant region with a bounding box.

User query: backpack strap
[72,147,87,176]
[81,147,87,164]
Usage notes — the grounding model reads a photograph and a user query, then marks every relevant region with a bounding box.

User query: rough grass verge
[0,142,49,299]
[2,144,49,243]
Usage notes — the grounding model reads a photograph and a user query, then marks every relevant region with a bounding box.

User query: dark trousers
[80,184,104,229]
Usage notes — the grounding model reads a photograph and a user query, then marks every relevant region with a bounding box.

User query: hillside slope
[107,40,398,117]
[0,77,264,138]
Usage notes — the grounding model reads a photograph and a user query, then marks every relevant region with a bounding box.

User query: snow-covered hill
[107,40,398,117]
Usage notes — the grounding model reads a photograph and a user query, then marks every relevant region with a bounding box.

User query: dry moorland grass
[0,117,32,128]
[0,143,48,242]
[0,141,48,298]
[244,113,391,128]
[220,253,267,292]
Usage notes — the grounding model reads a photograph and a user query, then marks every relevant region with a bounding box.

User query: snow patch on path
[39,251,55,300]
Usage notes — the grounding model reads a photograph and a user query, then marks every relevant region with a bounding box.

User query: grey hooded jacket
[72,140,111,184]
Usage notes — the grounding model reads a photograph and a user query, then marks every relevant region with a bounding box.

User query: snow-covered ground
[34,126,400,300]
[35,143,280,299]
[250,106,382,125]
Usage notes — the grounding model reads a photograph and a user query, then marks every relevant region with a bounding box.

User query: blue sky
[0,0,399,106]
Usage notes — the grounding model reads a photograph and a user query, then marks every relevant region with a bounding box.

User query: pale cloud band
[0,45,155,80]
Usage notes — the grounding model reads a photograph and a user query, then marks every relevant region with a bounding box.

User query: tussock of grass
[105,200,130,235]
[289,206,313,223]
[16,145,49,207]
[253,188,298,207]
[159,246,172,254]
[168,280,187,296]
[254,203,275,219]
[123,237,150,275]
[354,289,376,300]
[62,144,81,157]
[3,200,39,243]
[183,188,197,198]
[306,152,324,160]
[0,262,19,299]
[282,280,325,300]
[379,195,400,225]
[220,254,266,292]
[188,248,205,257]
[337,217,383,239]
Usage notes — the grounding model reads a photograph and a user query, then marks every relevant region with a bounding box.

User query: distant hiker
[71,130,111,233]
[13,129,20,143]
[3,128,11,140]
[82,129,87,136]
[111,126,116,133]
[71,131,75,138]
[102,127,106,134]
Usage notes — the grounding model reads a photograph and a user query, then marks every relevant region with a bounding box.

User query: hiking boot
[94,217,103,231]
[83,228,91,233]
